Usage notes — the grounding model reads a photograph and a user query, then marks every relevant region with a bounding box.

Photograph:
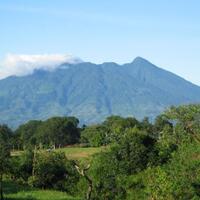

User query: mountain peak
[132,56,150,64]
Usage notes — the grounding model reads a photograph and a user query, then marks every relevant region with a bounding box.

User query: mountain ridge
[0,57,200,128]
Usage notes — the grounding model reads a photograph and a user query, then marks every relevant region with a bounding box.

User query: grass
[4,181,80,200]
[12,146,108,161]
[11,146,109,161]
[58,146,107,161]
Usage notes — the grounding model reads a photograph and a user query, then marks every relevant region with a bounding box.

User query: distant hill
[1,57,200,128]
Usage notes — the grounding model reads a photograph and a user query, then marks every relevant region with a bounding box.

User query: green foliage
[0,125,13,147]
[155,125,178,164]
[15,117,80,149]
[3,104,200,199]
[0,125,12,199]
[0,125,12,173]
[35,117,80,148]
[140,117,154,135]
[142,143,200,200]
[90,152,126,200]
[29,151,79,193]
[15,120,42,149]
[81,125,107,147]
[80,116,141,147]
[9,149,34,182]
[113,128,158,174]
[165,143,200,199]
[164,104,200,143]
[102,116,140,143]
[154,115,173,134]
[145,167,174,200]
[87,104,200,199]
[89,128,159,199]
[4,180,80,200]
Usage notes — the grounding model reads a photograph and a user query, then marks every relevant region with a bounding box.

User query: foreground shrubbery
[9,150,80,195]
[1,104,200,199]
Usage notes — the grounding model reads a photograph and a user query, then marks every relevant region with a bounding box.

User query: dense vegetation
[14,116,80,149]
[1,104,200,199]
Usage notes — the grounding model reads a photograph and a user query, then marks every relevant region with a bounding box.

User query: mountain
[0,57,200,128]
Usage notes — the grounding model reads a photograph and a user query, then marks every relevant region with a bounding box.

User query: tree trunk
[32,146,37,177]
[74,164,93,200]
[85,174,93,200]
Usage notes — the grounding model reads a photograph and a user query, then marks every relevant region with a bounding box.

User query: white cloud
[0,54,82,79]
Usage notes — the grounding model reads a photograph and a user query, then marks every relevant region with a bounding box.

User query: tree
[36,117,80,148]
[9,149,34,182]
[15,117,80,149]
[140,117,154,135]
[28,151,79,192]
[154,115,173,136]
[89,128,158,199]
[74,162,93,200]
[103,115,140,143]
[81,125,107,147]
[15,120,42,149]
[90,151,126,200]
[164,104,200,143]
[113,128,158,174]
[144,143,200,200]
[0,125,12,200]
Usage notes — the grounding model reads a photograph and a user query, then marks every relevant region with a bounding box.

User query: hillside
[0,57,200,127]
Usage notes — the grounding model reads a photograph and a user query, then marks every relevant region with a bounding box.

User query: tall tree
[0,125,12,200]
[164,105,200,143]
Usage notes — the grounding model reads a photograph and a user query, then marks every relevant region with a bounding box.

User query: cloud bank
[0,54,82,79]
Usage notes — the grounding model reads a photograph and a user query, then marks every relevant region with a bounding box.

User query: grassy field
[12,146,108,161]
[58,146,107,161]
[4,181,80,200]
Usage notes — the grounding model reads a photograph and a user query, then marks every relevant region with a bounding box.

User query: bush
[9,149,34,182]
[28,151,80,193]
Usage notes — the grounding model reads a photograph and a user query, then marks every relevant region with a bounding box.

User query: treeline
[1,104,200,199]
[3,115,161,150]
[6,114,169,150]
[12,116,80,149]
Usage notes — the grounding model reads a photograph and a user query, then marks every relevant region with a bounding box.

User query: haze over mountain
[1,56,200,128]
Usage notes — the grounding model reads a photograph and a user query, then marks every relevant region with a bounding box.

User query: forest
[1,104,200,200]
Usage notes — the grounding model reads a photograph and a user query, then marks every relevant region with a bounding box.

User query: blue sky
[0,0,200,85]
